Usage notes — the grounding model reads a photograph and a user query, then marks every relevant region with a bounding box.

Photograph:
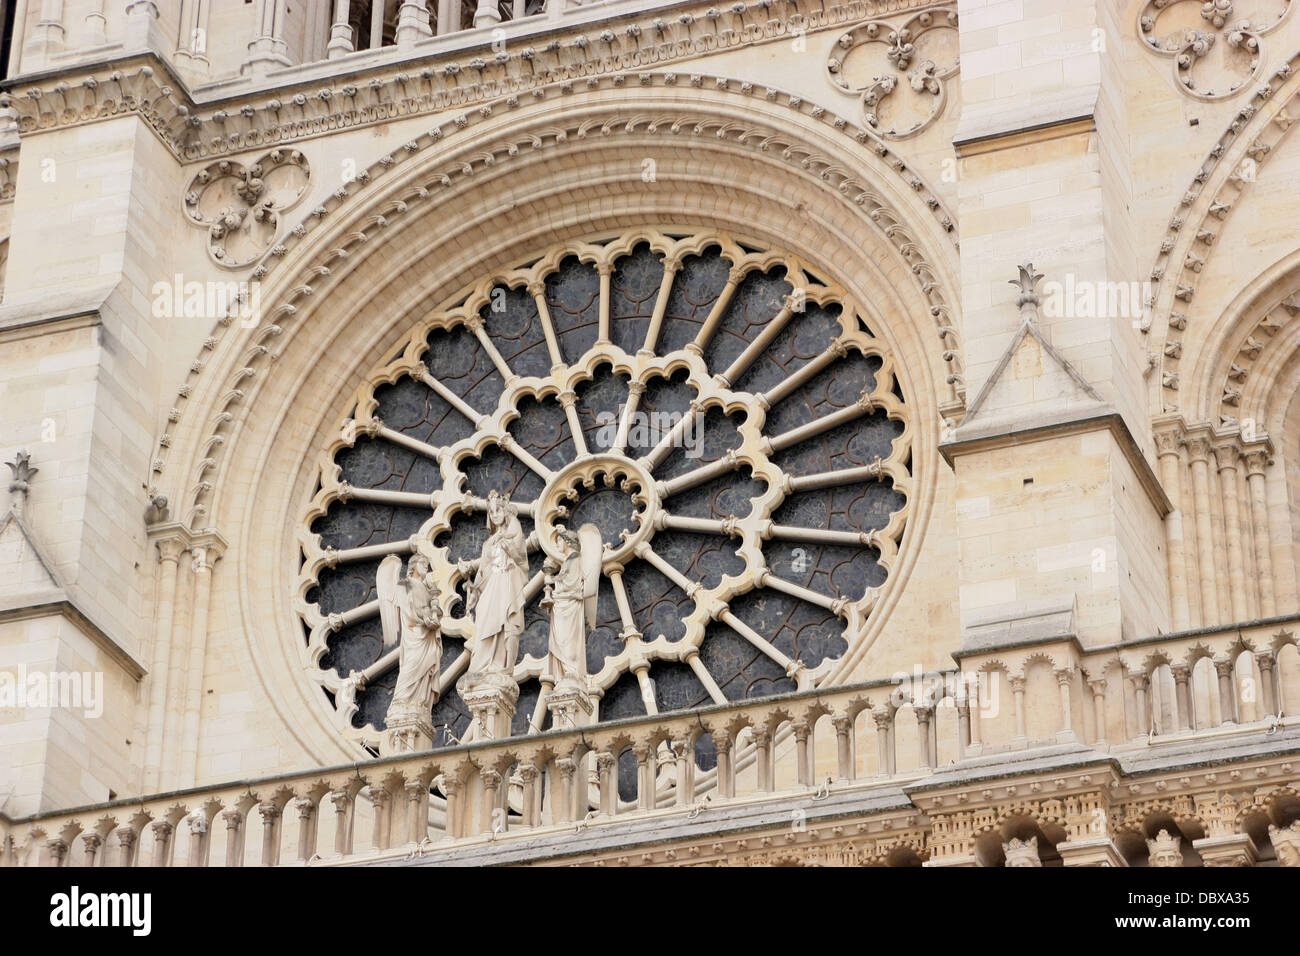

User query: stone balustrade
[3,617,1299,866]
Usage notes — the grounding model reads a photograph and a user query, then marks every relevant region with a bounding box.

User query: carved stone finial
[1009,262,1045,322]
[6,449,37,514]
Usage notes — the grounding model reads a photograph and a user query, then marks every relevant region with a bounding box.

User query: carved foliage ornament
[826,9,959,139]
[295,228,912,747]
[1138,0,1292,100]
[183,148,310,267]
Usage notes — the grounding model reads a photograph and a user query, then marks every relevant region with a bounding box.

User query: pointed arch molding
[1144,46,1300,416]
[154,77,962,762]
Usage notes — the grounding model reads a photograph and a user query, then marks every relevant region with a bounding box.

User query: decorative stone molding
[1138,0,1292,100]
[3,0,945,161]
[142,75,961,529]
[1210,290,1299,427]
[826,8,958,139]
[1143,41,1300,412]
[182,149,310,268]
[0,155,16,202]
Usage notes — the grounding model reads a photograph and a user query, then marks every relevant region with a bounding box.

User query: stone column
[329,788,357,855]
[27,0,67,59]
[966,676,983,753]
[174,0,210,70]
[185,812,208,867]
[115,827,138,868]
[1172,665,1192,732]
[474,0,502,28]
[150,820,173,867]
[177,540,223,789]
[831,716,854,780]
[1088,678,1108,745]
[633,743,653,811]
[368,0,387,47]
[143,534,186,793]
[396,1,433,45]
[1010,676,1027,743]
[517,765,540,826]
[46,838,69,867]
[81,833,102,868]
[1242,448,1277,616]
[914,706,935,769]
[873,707,894,776]
[328,0,355,57]
[479,771,502,834]
[595,752,617,815]
[294,798,318,862]
[1153,417,1191,630]
[437,0,458,34]
[1130,673,1150,739]
[402,780,425,847]
[552,759,576,824]
[1186,433,1220,625]
[1255,651,1278,718]
[1214,658,1237,725]
[243,0,292,75]
[221,811,244,868]
[1212,437,1249,623]
[792,721,811,786]
[955,703,970,759]
[258,804,282,865]
[712,730,734,798]
[753,726,774,792]
[440,777,463,840]
[83,0,108,45]
[1055,668,1076,742]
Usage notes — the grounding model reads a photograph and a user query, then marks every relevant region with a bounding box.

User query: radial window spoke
[297,229,912,748]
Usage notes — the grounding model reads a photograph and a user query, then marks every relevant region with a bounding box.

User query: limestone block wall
[5,0,1300,814]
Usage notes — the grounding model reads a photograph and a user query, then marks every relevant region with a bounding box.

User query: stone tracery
[295,228,912,748]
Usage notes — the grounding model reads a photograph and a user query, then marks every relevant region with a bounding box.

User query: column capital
[1151,414,1187,456]
[1183,427,1214,463]
[1211,434,1243,471]
[1242,445,1274,476]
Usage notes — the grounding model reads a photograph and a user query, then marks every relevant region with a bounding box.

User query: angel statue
[377,552,443,721]
[541,524,602,687]
[464,489,529,675]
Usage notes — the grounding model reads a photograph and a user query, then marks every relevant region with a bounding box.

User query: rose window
[297,229,912,756]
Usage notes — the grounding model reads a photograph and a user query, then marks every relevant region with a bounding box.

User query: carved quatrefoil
[182,149,310,268]
[826,9,959,140]
[1138,0,1293,100]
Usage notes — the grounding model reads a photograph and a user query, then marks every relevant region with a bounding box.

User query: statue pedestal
[1055,837,1127,867]
[1193,833,1259,867]
[381,707,435,756]
[457,671,520,740]
[546,678,594,730]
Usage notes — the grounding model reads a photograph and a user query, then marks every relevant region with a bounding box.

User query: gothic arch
[1142,45,1300,414]
[153,78,965,763]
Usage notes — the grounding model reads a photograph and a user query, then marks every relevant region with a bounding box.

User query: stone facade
[1,0,1300,867]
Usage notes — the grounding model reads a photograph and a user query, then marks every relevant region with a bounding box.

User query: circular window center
[537,455,657,564]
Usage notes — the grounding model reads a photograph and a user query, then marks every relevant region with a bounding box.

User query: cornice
[0,0,947,162]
